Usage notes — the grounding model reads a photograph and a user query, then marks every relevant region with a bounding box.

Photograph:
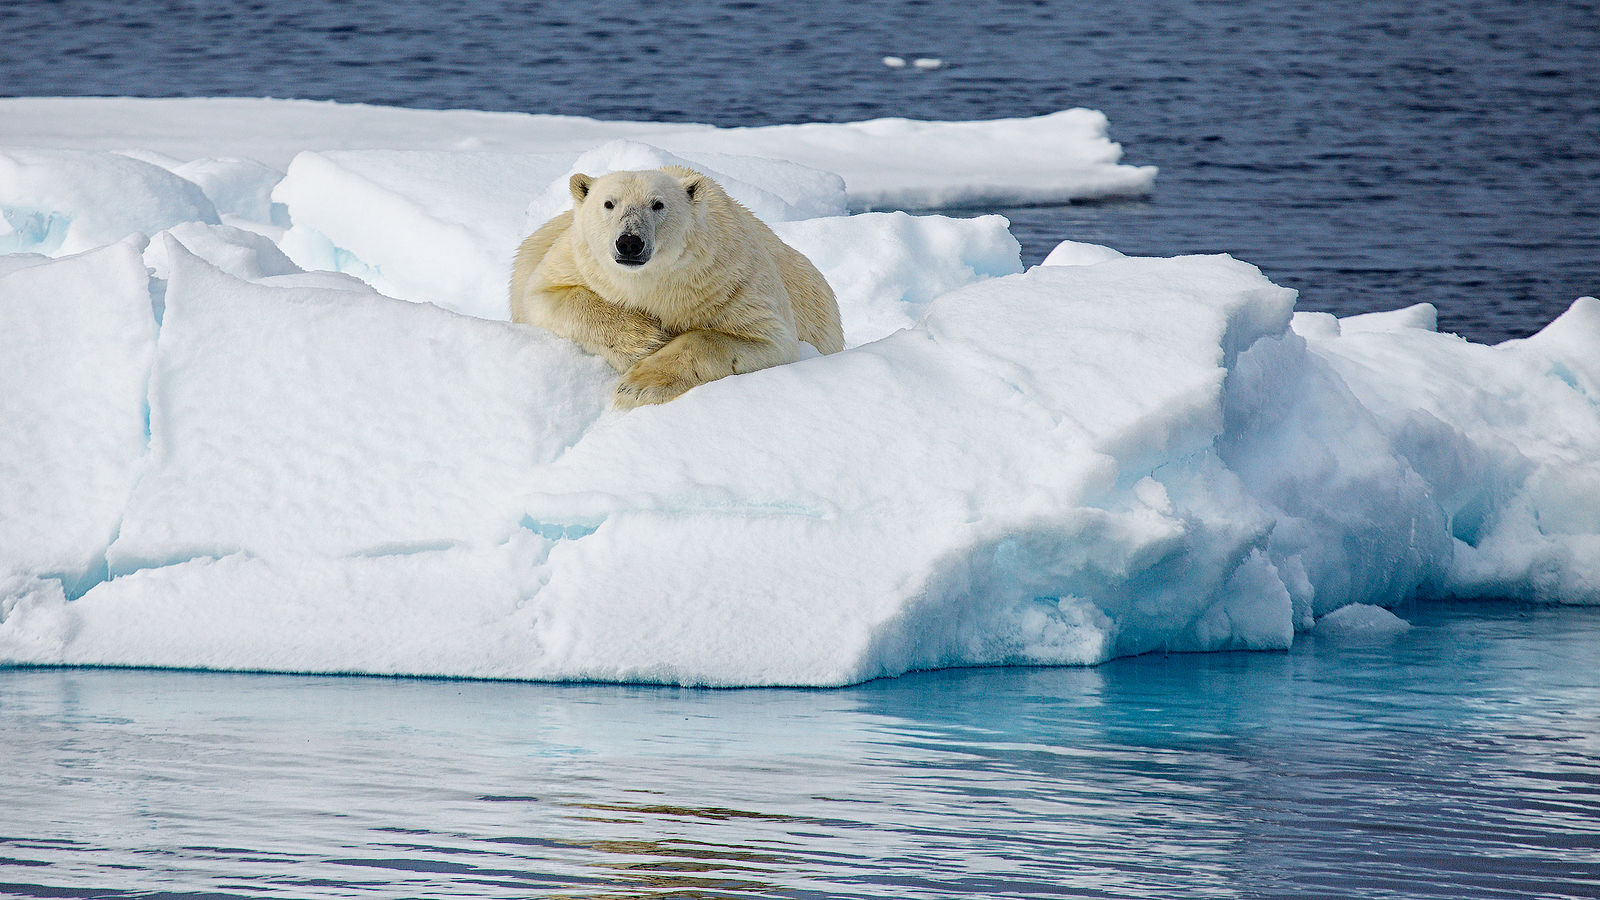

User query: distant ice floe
[0,96,1155,209]
[882,56,945,69]
[1,98,1597,686]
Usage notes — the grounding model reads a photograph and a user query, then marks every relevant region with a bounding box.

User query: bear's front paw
[605,321,672,371]
[614,365,697,409]
[613,329,746,408]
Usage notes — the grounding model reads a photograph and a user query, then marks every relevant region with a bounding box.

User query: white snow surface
[0,96,1154,206]
[0,238,155,597]
[2,99,1598,686]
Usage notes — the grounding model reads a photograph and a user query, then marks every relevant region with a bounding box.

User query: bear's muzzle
[614,232,650,266]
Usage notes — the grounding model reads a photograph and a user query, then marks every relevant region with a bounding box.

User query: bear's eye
[651,200,665,211]
[603,200,614,210]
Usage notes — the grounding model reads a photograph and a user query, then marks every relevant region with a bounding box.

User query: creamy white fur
[510,166,843,407]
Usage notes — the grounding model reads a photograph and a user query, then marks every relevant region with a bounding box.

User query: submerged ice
[1,98,1596,686]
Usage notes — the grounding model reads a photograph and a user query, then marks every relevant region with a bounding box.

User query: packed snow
[1,98,1596,686]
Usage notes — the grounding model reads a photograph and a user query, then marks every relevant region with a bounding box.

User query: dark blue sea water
[4,2,1600,897]
[2,0,1596,342]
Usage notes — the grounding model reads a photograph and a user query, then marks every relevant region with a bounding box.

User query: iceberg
[1,98,1596,686]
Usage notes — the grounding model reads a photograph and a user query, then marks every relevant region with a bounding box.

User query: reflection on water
[2,602,1598,898]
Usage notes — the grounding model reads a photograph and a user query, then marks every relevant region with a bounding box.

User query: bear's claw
[614,373,695,409]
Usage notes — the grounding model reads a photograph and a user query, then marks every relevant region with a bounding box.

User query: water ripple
[1,603,1597,897]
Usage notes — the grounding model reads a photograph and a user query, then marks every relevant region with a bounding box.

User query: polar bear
[510,166,844,407]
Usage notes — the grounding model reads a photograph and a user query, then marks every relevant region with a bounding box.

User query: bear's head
[569,168,709,274]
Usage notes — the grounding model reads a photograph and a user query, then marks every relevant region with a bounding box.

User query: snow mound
[1042,239,1127,267]
[271,149,578,319]
[143,221,300,285]
[1315,604,1412,640]
[0,149,218,255]
[774,212,1022,344]
[108,237,610,573]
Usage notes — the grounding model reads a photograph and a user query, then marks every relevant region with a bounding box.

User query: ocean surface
[4,1,1599,897]
[5,602,1599,899]
[2,0,1597,342]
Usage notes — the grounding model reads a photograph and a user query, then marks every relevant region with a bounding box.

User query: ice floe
[0,98,1595,685]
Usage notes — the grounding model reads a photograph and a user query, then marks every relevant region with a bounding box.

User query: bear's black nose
[615,233,646,261]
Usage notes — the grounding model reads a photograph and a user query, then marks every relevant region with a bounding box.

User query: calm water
[2,0,1597,341]
[5,3,1600,896]
[3,602,1599,898]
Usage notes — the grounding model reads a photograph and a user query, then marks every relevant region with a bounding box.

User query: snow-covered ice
[1314,603,1412,640]
[0,239,154,597]
[0,96,1156,207]
[0,149,218,255]
[2,98,1597,686]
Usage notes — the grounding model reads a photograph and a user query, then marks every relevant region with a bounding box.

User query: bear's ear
[679,172,707,203]
[569,173,593,204]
